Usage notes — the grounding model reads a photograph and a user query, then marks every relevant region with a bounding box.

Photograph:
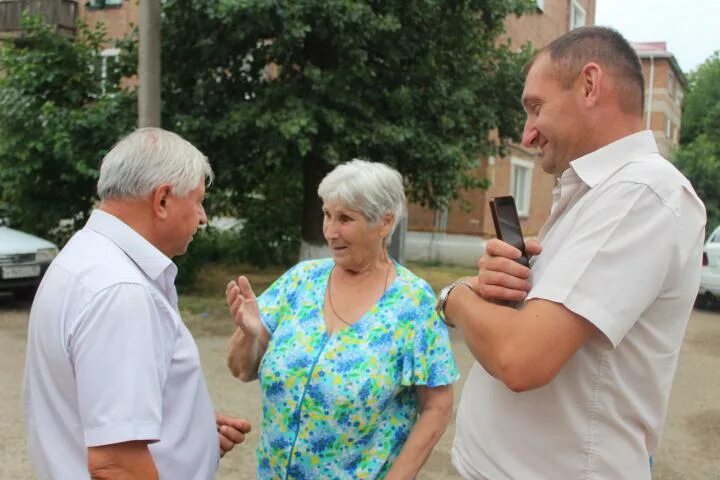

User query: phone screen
[490,196,529,267]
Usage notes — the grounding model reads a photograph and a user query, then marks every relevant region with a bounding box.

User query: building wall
[408,0,596,238]
[640,58,684,158]
[503,0,596,50]
[78,1,137,42]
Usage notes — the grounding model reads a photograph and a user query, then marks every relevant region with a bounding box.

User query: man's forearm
[88,442,158,480]
[446,287,597,392]
[445,286,521,385]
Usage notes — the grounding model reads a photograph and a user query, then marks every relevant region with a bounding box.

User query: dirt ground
[2,296,719,479]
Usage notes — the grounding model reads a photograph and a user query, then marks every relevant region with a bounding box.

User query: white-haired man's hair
[318,159,406,247]
[97,128,214,201]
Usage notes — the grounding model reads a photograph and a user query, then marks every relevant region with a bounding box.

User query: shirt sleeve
[68,283,172,447]
[257,262,306,334]
[400,284,460,387]
[527,182,679,347]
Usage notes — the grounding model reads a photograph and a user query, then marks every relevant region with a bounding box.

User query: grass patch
[179,260,476,336]
[406,261,476,292]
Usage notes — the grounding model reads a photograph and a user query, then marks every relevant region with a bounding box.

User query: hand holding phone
[489,196,529,268]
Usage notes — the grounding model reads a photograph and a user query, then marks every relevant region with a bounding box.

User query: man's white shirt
[23,210,219,479]
[452,130,706,480]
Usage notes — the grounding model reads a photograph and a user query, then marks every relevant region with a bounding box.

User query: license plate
[2,265,41,279]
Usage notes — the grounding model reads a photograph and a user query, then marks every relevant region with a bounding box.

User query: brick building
[632,42,686,159]
[409,0,596,238]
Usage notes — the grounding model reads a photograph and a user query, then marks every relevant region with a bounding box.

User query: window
[668,71,675,98]
[510,158,534,217]
[664,116,672,139]
[100,48,120,93]
[570,1,586,30]
[88,0,122,9]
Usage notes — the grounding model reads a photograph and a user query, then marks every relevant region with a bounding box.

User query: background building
[633,41,687,159]
[408,0,597,239]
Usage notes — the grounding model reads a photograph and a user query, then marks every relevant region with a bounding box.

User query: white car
[0,224,58,300]
[698,225,720,308]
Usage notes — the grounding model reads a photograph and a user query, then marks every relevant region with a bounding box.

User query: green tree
[675,52,720,229]
[679,52,720,146]
[160,0,534,259]
[0,16,136,243]
[674,136,720,229]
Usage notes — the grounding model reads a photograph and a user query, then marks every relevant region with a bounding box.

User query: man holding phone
[441,27,705,479]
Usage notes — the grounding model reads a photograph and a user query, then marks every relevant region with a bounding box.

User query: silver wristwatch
[435,280,472,327]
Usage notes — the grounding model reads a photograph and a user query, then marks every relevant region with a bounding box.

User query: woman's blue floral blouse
[255,258,459,479]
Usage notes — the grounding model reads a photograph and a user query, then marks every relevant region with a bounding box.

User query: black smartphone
[489,196,529,267]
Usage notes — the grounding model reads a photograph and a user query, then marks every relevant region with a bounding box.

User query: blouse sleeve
[400,284,460,387]
[257,263,303,334]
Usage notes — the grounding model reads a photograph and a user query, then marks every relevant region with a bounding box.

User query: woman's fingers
[236,276,256,301]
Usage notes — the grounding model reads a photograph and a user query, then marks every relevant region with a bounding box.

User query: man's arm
[87,441,158,480]
[446,288,597,392]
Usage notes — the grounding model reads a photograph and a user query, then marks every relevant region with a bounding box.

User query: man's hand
[216,413,252,458]
[474,239,542,302]
[226,276,264,339]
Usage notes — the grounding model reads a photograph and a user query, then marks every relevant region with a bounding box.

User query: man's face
[521,54,587,176]
[164,181,207,258]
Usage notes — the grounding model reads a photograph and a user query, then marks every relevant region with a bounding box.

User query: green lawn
[179,261,476,336]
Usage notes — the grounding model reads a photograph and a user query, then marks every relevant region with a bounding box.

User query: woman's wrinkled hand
[225,276,264,339]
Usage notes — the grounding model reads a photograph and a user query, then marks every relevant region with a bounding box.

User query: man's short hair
[526,26,645,116]
[97,128,214,201]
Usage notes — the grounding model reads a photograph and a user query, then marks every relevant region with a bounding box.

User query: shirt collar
[566,130,659,188]
[84,209,176,282]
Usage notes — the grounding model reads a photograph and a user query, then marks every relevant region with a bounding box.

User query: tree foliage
[674,52,720,230]
[0,16,136,243]
[160,0,534,254]
[679,52,720,146]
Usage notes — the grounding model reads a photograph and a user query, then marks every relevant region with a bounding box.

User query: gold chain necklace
[327,260,392,327]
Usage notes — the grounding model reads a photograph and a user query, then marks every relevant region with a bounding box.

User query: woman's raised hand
[226,276,264,339]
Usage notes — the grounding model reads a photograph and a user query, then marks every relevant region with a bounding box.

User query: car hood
[0,226,57,255]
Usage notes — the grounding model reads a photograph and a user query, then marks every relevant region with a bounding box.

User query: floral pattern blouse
[255,258,459,480]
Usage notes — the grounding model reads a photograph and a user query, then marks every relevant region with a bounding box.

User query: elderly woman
[226,159,458,479]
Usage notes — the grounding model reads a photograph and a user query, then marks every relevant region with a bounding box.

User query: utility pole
[138,0,161,127]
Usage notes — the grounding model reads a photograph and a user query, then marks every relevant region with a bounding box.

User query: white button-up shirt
[23,210,219,479]
[453,131,706,480]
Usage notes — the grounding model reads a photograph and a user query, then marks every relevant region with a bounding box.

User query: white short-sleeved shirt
[23,210,219,480]
[452,131,706,480]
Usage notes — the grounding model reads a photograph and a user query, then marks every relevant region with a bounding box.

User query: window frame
[510,157,534,218]
[99,48,120,94]
[570,0,587,30]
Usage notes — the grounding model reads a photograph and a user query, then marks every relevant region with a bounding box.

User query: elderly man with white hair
[23,128,251,479]
[226,159,459,479]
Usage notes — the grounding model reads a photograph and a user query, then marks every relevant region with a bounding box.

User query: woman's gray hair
[318,159,406,247]
[97,127,214,201]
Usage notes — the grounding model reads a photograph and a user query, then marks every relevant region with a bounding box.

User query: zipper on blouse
[283,333,331,480]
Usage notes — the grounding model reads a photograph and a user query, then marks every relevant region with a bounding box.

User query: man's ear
[152,184,172,220]
[579,62,602,107]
